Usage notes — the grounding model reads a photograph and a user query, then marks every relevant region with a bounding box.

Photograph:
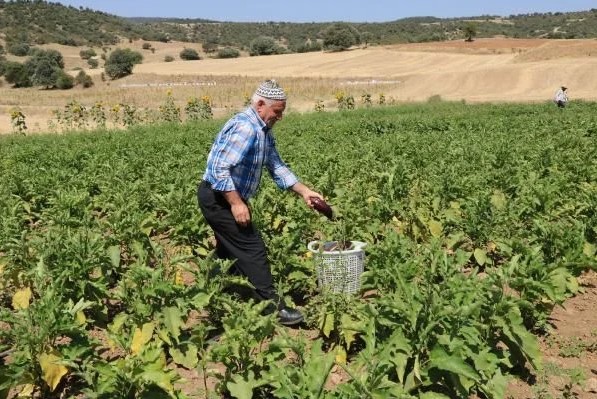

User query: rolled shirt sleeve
[265,134,298,190]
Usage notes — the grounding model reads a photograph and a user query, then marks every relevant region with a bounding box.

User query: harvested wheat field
[1,38,597,133]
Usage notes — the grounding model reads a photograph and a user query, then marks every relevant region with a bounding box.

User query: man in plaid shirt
[198,80,324,325]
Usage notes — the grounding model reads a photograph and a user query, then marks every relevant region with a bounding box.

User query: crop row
[0,102,596,398]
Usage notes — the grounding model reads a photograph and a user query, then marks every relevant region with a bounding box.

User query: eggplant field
[1,102,596,399]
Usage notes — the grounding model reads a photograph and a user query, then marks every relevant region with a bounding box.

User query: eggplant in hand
[310,197,333,219]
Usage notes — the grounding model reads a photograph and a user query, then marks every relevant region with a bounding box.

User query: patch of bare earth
[506,270,597,399]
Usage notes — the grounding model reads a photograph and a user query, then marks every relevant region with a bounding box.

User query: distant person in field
[197,79,325,326]
[553,86,568,108]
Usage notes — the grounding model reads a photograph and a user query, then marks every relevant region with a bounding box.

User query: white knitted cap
[254,79,287,101]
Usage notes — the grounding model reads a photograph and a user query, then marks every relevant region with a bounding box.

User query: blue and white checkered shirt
[202,107,298,200]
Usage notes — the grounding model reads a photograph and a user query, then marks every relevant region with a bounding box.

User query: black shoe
[277,307,304,326]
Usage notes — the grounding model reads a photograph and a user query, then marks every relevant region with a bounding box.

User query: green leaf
[195,246,209,256]
[506,310,542,370]
[429,346,480,381]
[161,306,184,344]
[108,245,121,269]
[420,393,451,399]
[445,232,465,250]
[386,330,411,382]
[583,242,596,257]
[157,327,172,346]
[227,371,263,399]
[170,343,198,369]
[483,369,509,399]
[140,216,156,236]
[428,220,443,237]
[472,349,499,373]
[191,291,214,309]
[322,312,335,338]
[140,369,174,394]
[490,191,507,209]
[473,248,487,266]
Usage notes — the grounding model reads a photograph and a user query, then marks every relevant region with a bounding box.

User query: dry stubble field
[1,38,597,134]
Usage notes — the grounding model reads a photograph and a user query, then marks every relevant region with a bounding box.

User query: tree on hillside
[463,22,477,42]
[202,36,220,53]
[29,48,65,69]
[1,48,70,89]
[0,55,6,77]
[249,36,282,56]
[360,32,374,48]
[3,61,32,87]
[104,48,143,79]
[29,56,61,88]
[322,23,361,51]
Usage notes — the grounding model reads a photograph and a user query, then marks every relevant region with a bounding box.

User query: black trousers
[197,181,280,305]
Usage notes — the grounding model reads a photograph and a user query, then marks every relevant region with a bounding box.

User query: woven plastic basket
[307,241,367,294]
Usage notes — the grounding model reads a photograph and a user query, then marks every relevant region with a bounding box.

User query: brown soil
[506,270,597,399]
[169,271,597,398]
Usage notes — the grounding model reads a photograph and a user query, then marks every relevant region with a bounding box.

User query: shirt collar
[245,106,270,134]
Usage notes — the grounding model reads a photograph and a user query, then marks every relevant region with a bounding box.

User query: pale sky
[54,0,597,22]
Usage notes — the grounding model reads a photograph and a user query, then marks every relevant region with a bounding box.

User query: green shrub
[104,48,143,79]
[75,70,94,88]
[322,23,361,51]
[8,43,30,57]
[54,70,74,89]
[79,48,97,60]
[202,37,219,53]
[57,36,77,46]
[427,94,443,103]
[87,58,99,69]
[0,56,6,77]
[3,61,31,87]
[28,48,65,69]
[216,47,240,59]
[164,55,175,62]
[249,36,280,56]
[179,48,200,60]
[29,56,61,88]
[293,41,322,53]
[142,42,152,50]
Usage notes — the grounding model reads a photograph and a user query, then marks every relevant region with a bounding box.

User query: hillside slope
[128,38,597,103]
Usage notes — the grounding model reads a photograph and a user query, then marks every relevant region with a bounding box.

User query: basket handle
[351,241,367,251]
[308,240,367,252]
[307,241,320,252]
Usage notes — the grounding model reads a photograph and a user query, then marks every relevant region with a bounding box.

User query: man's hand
[231,202,251,227]
[223,190,251,227]
[291,182,324,208]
